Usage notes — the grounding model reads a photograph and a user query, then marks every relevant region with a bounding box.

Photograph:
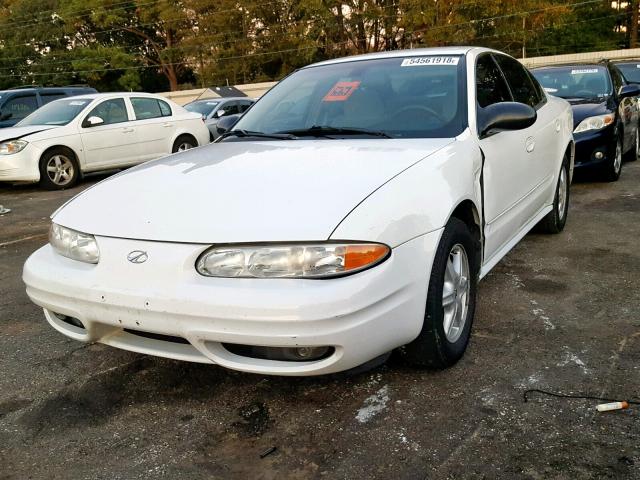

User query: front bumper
[23,231,442,376]
[0,148,39,183]
[573,127,615,169]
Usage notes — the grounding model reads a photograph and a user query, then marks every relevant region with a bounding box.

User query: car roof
[187,97,250,104]
[306,46,495,68]
[0,86,94,95]
[58,92,167,101]
[532,62,607,70]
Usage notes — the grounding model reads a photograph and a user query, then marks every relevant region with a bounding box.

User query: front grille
[123,329,190,345]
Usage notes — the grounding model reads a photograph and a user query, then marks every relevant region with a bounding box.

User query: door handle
[122,127,134,133]
[162,122,172,128]
[525,137,535,153]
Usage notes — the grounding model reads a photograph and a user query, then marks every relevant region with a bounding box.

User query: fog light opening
[53,312,85,329]
[594,151,605,160]
[222,343,334,362]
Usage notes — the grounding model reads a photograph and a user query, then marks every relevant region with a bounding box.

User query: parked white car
[24,47,574,375]
[0,92,210,189]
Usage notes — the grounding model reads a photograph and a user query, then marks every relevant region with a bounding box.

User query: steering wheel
[390,105,445,124]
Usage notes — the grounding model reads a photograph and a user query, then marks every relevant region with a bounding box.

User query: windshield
[615,62,640,83]
[17,98,91,126]
[185,101,219,116]
[531,66,612,100]
[233,55,467,138]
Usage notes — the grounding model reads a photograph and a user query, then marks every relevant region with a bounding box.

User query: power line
[0,0,622,80]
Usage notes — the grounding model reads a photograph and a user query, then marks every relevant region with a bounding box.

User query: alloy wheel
[177,142,194,152]
[614,140,622,174]
[557,165,568,221]
[442,244,470,343]
[46,154,74,186]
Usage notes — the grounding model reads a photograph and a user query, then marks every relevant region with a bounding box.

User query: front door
[79,98,139,170]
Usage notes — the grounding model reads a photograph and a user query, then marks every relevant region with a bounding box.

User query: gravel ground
[1,163,639,480]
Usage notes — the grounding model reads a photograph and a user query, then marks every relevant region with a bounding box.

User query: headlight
[196,242,390,278]
[0,139,28,155]
[49,223,100,264]
[573,114,614,133]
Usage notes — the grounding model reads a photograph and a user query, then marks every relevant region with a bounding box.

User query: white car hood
[54,139,453,243]
[0,125,58,142]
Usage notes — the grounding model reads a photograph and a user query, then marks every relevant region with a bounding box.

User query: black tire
[399,218,479,369]
[537,155,570,234]
[38,147,80,190]
[603,135,623,182]
[172,134,197,153]
[624,127,639,162]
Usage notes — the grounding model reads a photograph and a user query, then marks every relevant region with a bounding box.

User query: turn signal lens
[196,242,390,278]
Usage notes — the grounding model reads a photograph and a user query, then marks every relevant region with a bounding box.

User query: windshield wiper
[219,129,297,140]
[276,125,392,138]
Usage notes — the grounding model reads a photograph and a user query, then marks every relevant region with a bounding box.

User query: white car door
[130,97,175,160]
[79,97,139,170]
[476,53,549,264]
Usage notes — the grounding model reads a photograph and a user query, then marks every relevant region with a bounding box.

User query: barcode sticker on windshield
[323,81,361,102]
[401,57,459,67]
[571,68,598,74]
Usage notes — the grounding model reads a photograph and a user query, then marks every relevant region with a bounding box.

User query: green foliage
[0,0,631,92]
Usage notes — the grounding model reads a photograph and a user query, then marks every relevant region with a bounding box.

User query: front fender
[330,135,483,248]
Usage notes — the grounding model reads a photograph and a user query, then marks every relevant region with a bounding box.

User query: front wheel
[604,136,623,182]
[38,148,80,190]
[400,218,479,369]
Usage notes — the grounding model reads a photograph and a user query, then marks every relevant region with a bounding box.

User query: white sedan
[0,92,210,189]
[23,47,573,375]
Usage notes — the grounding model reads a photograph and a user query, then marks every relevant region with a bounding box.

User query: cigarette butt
[596,401,629,412]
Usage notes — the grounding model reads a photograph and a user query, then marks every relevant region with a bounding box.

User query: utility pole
[631,0,639,49]
[522,15,527,59]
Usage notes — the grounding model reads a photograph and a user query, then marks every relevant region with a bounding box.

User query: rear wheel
[172,134,197,153]
[624,128,639,162]
[538,156,570,234]
[400,218,479,369]
[604,136,623,182]
[38,148,79,190]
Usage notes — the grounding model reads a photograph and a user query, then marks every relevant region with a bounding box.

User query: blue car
[532,62,640,181]
[0,86,97,128]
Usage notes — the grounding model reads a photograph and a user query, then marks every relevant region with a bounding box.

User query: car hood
[53,138,453,244]
[567,99,612,128]
[0,125,58,142]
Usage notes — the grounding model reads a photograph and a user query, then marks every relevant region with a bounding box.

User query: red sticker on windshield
[323,81,360,102]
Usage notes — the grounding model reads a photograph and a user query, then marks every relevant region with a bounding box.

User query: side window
[2,94,38,120]
[476,54,512,108]
[85,98,128,126]
[239,101,253,113]
[131,97,163,120]
[220,102,240,116]
[158,100,172,117]
[494,55,540,108]
[41,93,66,105]
[610,66,623,94]
[526,71,547,107]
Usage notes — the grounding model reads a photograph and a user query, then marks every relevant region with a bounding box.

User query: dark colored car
[0,86,97,128]
[184,97,254,140]
[613,60,640,85]
[532,62,640,181]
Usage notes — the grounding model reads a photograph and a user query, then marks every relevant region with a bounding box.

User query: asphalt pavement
[1,163,639,479]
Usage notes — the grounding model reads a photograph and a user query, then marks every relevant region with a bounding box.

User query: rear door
[130,97,175,159]
[476,53,550,263]
[79,97,139,169]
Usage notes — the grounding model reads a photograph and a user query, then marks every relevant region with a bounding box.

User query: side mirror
[216,114,241,135]
[83,116,104,128]
[0,111,12,121]
[619,84,640,98]
[478,102,537,138]
[215,109,226,118]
